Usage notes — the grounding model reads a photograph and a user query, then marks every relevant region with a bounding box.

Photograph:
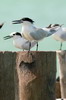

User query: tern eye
[13,34,15,36]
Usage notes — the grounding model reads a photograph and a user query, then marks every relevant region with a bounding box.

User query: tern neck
[21,22,35,34]
[22,21,33,26]
[13,35,22,40]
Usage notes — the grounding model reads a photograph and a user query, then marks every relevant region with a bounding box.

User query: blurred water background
[0,0,66,77]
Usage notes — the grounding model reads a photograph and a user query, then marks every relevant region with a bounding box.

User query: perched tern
[48,24,65,50]
[0,23,4,29]
[12,17,60,49]
[4,32,37,51]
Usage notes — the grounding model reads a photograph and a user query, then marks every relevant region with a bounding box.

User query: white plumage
[52,27,66,42]
[50,24,66,50]
[12,17,60,42]
[4,32,37,50]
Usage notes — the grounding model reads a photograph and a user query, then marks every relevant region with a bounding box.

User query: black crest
[46,24,52,28]
[21,17,34,23]
[13,32,22,37]
[53,24,60,27]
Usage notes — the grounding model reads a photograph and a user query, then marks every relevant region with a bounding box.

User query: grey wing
[49,26,62,34]
[30,28,48,41]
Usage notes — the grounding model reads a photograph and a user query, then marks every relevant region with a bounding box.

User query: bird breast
[13,38,31,50]
[22,25,36,41]
[52,28,66,42]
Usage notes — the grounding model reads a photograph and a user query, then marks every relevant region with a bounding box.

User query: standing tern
[4,32,37,51]
[47,24,66,50]
[12,17,60,49]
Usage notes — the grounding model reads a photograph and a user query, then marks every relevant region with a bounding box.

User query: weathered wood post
[0,51,56,100]
[56,82,61,98]
[16,51,56,100]
[0,51,16,100]
[57,50,66,98]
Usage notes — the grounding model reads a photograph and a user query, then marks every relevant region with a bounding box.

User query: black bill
[12,19,22,24]
[4,35,13,40]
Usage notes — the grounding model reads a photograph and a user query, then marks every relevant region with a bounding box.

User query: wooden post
[0,51,56,100]
[16,51,56,100]
[57,50,66,98]
[56,82,61,98]
[0,51,16,100]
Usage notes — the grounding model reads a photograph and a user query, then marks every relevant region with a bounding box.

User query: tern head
[46,24,63,29]
[4,32,22,40]
[12,17,34,25]
[51,24,63,28]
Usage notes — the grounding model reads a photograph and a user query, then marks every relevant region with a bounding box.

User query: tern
[12,17,60,49]
[4,32,37,51]
[47,24,65,50]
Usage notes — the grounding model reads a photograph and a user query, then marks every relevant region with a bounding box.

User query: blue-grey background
[0,0,66,77]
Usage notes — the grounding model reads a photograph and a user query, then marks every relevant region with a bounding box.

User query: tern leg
[29,42,31,51]
[60,42,62,50]
[61,99,63,100]
[28,42,31,53]
[23,49,24,51]
[36,42,38,51]
[28,42,31,54]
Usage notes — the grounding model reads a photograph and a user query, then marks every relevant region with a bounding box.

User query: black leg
[23,49,24,51]
[28,42,33,56]
[61,99,63,100]
[29,42,31,51]
[28,42,31,54]
[60,42,62,50]
[36,42,38,51]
